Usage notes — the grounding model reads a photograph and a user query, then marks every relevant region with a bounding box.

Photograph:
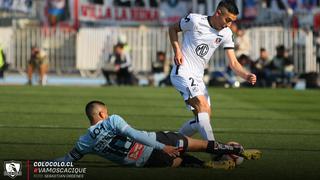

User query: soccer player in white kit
[169,0,257,141]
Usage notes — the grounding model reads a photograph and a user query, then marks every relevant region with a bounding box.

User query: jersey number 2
[189,77,196,86]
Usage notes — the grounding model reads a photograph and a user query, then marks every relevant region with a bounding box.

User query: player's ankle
[206,141,242,155]
[206,141,215,153]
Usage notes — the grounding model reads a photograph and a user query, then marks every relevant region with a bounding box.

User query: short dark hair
[217,0,239,15]
[157,51,166,57]
[276,45,285,51]
[260,48,266,52]
[115,43,124,49]
[85,100,106,121]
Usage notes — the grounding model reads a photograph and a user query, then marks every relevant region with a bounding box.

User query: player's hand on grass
[174,50,183,65]
[162,145,180,157]
[246,73,256,85]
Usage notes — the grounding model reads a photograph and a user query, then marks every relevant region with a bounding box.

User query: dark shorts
[144,131,188,167]
[29,58,48,68]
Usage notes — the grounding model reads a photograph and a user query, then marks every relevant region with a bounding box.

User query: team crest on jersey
[215,38,222,44]
[3,161,22,179]
[192,86,199,93]
[196,44,209,57]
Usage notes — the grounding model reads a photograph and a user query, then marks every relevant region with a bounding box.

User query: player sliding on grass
[169,0,256,141]
[56,100,261,169]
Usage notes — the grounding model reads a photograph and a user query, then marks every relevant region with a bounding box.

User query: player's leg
[178,134,237,169]
[26,63,34,85]
[180,154,204,167]
[183,79,214,140]
[146,132,236,169]
[164,155,205,168]
[179,153,235,170]
[144,132,187,167]
[170,74,215,140]
[101,70,111,85]
[179,95,212,138]
[154,132,240,158]
[39,63,48,85]
[146,132,211,168]
[171,157,183,167]
[178,113,198,137]
[185,136,242,155]
[186,95,214,140]
[186,136,261,160]
[170,75,198,136]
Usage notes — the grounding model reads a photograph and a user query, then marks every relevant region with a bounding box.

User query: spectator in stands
[118,34,130,53]
[267,45,294,87]
[151,51,169,87]
[158,65,173,87]
[254,48,271,87]
[236,54,255,87]
[0,44,8,79]
[46,0,70,26]
[266,45,284,87]
[282,48,294,87]
[101,46,116,86]
[229,24,255,86]
[27,46,49,86]
[112,43,133,85]
[231,24,251,59]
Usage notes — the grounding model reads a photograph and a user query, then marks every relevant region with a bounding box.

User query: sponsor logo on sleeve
[128,143,145,160]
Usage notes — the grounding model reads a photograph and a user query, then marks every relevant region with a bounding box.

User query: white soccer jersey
[172,13,234,79]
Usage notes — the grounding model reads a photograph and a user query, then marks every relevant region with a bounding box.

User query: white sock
[197,112,215,141]
[179,118,198,137]
[41,75,47,86]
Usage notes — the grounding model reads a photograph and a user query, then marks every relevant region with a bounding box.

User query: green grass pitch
[0,86,320,180]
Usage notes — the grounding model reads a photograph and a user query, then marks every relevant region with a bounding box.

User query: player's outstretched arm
[123,126,180,157]
[225,49,256,85]
[168,22,183,65]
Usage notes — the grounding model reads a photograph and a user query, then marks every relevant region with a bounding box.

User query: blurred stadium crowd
[0,0,319,88]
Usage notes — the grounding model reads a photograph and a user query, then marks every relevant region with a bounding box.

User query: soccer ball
[221,141,244,166]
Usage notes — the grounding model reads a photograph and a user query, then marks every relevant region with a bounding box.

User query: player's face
[261,51,268,59]
[31,48,39,55]
[99,106,109,120]
[216,8,237,30]
[115,46,123,55]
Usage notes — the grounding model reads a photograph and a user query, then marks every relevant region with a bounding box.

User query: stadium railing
[0,26,318,76]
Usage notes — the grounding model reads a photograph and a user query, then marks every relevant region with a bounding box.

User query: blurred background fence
[1,26,318,76]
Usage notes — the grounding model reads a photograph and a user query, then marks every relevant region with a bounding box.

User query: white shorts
[170,73,211,110]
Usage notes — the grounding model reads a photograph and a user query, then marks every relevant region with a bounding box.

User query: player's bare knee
[197,102,210,113]
[171,158,183,167]
[208,109,212,117]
